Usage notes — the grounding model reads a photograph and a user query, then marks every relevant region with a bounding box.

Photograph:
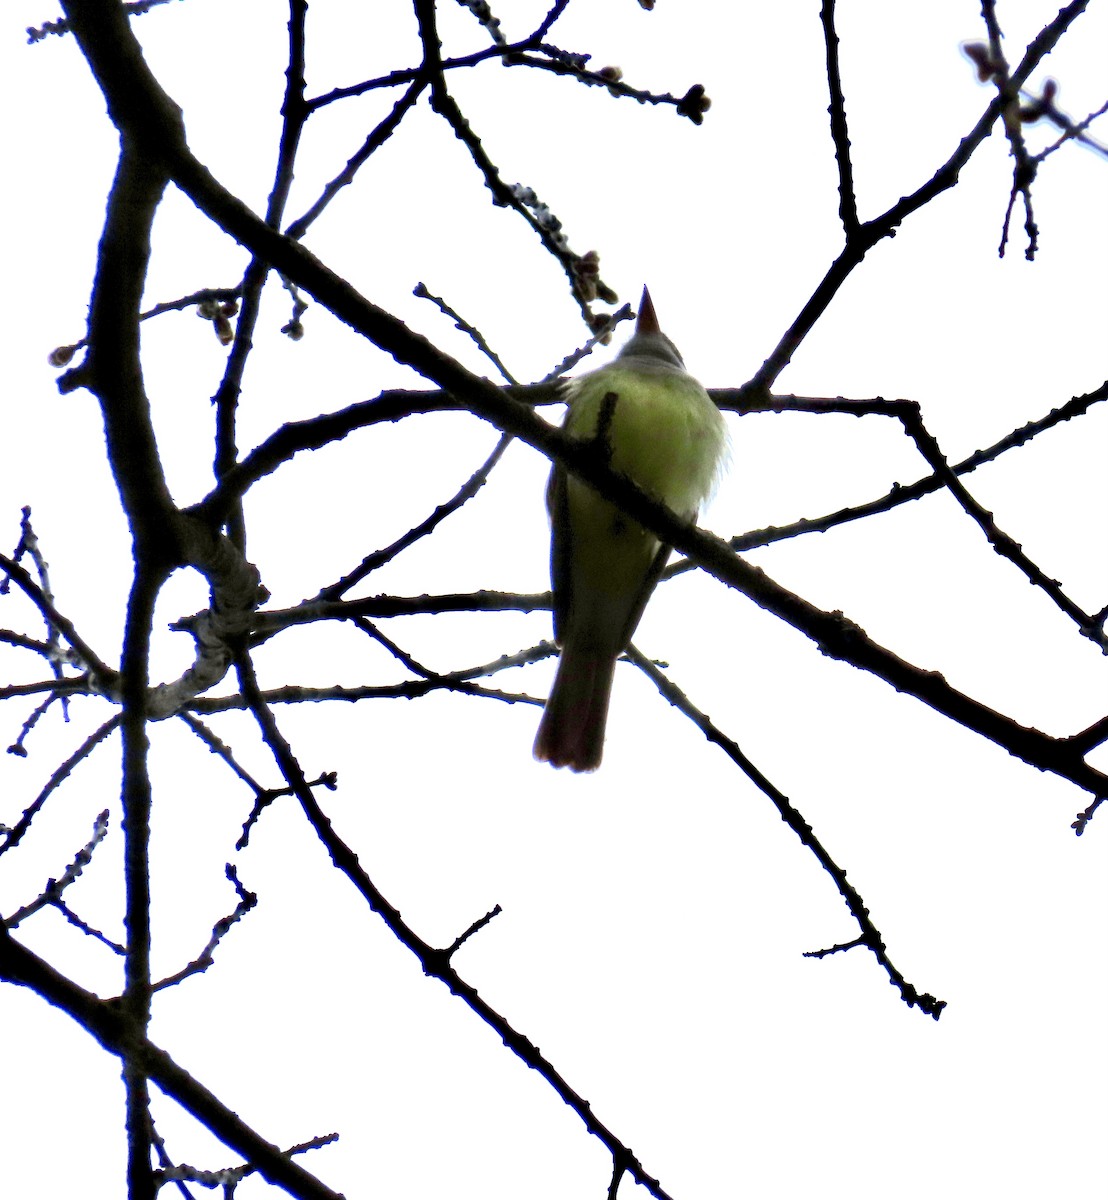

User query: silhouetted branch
[235,648,678,1200]
[627,647,946,1018]
[0,922,346,1200]
[895,403,1107,650]
[152,865,257,992]
[750,0,1089,389]
[0,716,121,858]
[4,809,112,932]
[820,0,859,237]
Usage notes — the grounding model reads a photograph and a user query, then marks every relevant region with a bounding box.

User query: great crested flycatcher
[533,288,728,772]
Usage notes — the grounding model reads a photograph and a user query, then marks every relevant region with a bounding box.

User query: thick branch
[59,0,1104,802]
[0,924,344,1200]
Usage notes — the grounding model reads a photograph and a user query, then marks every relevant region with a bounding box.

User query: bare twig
[4,810,112,931]
[315,431,514,601]
[820,0,859,237]
[0,716,121,858]
[895,403,1107,650]
[627,648,946,1018]
[286,79,427,241]
[235,649,677,1200]
[750,0,1089,389]
[0,923,346,1200]
[152,866,257,992]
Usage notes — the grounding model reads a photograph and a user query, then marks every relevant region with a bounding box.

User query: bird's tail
[532,642,618,773]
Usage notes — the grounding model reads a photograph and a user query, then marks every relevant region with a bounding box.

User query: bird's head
[617,286,685,368]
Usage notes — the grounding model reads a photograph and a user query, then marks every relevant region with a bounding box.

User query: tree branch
[0,922,346,1200]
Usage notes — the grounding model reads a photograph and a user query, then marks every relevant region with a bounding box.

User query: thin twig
[0,923,345,1200]
[820,0,859,237]
[235,648,677,1200]
[627,647,946,1018]
[0,716,121,858]
[896,403,1106,649]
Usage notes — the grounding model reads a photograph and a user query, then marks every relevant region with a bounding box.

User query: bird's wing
[546,463,571,646]
[613,537,678,652]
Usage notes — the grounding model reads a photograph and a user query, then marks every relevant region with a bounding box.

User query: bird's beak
[636,286,661,336]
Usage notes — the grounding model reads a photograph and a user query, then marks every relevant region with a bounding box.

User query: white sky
[1,2,1106,1198]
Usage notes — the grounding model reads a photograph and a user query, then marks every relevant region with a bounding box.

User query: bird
[533,287,728,772]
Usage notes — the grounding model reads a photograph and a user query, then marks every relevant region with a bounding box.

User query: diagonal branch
[628,647,946,1018]
[285,78,427,241]
[0,923,345,1200]
[896,403,1107,650]
[234,649,678,1200]
[750,0,1090,390]
[59,0,1105,805]
[0,553,115,687]
[315,430,514,601]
